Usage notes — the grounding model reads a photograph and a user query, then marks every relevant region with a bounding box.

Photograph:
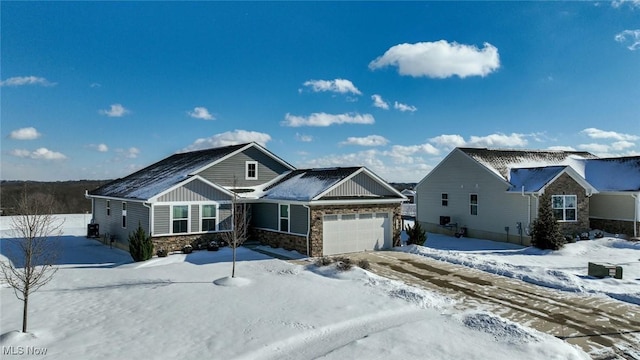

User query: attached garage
[322,212,391,255]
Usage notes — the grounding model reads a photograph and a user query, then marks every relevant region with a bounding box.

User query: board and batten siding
[590,193,637,221]
[157,179,232,202]
[251,202,308,235]
[92,198,149,246]
[290,204,309,235]
[321,172,395,199]
[416,149,531,243]
[196,147,290,187]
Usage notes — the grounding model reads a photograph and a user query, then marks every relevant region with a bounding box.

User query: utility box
[588,262,623,279]
[87,223,99,238]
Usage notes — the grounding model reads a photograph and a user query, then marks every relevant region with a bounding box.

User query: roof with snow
[261,167,362,201]
[89,143,250,200]
[459,148,640,192]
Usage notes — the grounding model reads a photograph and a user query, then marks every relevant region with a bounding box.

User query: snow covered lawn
[400,231,640,305]
[1,233,588,359]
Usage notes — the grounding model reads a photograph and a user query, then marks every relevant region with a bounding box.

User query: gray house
[87,142,406,256]
[415,147,640,245]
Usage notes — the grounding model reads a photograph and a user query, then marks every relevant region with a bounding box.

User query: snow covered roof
[261,167,362,201]
[460,148,640,192]
[89,143,250,200]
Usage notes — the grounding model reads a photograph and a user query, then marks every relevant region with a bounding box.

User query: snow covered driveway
[343,251,640,358]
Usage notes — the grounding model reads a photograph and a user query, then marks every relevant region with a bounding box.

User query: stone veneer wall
[151,232,231,253]
[253,228,308,254]
[308,203,402,257]
[589,218,638,238]
[544,173,590,235]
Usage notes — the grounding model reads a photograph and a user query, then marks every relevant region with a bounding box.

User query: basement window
[552,195,577,222]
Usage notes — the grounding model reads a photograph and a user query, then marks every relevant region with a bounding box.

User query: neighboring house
[401,189,416,204]
[86,142,405,257]
[415,148,640,245]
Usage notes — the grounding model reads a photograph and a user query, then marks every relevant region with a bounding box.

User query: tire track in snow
[233,306,428,360]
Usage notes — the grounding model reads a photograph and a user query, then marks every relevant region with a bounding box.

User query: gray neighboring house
[415,147,640,245]
[86,142,406,257]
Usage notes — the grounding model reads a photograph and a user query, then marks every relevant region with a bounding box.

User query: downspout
[143,202,152,236]
[633,193,639,238]
[303,204,311,257]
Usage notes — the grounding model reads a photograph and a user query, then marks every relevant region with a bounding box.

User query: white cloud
[614,29,640,50]
[9,127,41,140]
[394,101,417,112]
[341,135,389,147]
[90,82,102,88]
[369,40,500,79]
[302,79,362,95]
[90,143,109,152]
[371,94,389,110]
[183,129,272,152]
[295,133,313,142]
[10,147,67,160]
[0,76,56,87]
[429,134,467,148]
[188,106,214,120]
[99,104,130,117]
[428,133,529,149]
[547,145,577,151]
[580,128,639,141]
[578,143,611,153]
[611,140,635,151]
[281,112,375,127]
[612,0,640,8]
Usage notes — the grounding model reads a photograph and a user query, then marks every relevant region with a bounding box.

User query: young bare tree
[0,190,63,333]
[221,184,251,278]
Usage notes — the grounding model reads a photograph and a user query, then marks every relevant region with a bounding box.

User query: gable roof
[260,167,405,202]
[459,148,598,180]
[458,148,639,193]
[88,142,292,200]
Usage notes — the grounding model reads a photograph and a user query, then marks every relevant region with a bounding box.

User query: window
[106,200,111,216]
[173,205,189,233]
[245,161,258,180]
[552,195,577,222]
[201,205,217,232]
[121,202,127,228]
[470,194,478,215]
[441,193,448,207]
[279,204,289,232]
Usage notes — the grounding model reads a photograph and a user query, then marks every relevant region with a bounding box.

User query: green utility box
[588,262,623,279]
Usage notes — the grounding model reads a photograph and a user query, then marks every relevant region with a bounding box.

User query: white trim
[170,204,190,234]
[245,160,258,180]
[279,203,290,232]
[469,193,478,216]
[200,203,219,232]
[121,202,127,228]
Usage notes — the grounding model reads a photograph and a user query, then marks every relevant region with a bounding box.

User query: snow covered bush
[156,248,168,257]
[314,256,333,267]
[357,259,371,270]
[128,223,153,262]
[334,257,353,271]
[182,245,193,254]
[530,194,565,250]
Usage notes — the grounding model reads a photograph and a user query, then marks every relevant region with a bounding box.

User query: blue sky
[2,1,639,182]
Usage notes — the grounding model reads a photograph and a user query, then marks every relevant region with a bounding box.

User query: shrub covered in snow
[357,259,371,270]
[156,248,168,257]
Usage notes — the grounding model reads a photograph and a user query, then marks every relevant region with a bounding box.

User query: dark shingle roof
[89,143,248,200]
[261,167,362,201]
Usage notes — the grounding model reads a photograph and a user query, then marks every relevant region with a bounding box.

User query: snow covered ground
[399,226,640,306]
[0,215,591,359]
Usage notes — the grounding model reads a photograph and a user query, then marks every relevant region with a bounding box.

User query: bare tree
[0,190,63,333]
[221,182,251,278]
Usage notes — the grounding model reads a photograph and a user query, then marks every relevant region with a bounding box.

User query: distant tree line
[0,180,111,215]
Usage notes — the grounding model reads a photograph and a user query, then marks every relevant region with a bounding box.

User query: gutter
[633,193,639,238]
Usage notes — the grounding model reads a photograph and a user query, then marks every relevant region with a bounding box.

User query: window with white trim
[279,204,289,232]
[173,205,189,233]
[245,161,258,180]
[441,193,448,207]
[552,195,577,222]
[106,200,111,216]
[201,204,217,232]
[470,194,478,216]
[122,202,127,228]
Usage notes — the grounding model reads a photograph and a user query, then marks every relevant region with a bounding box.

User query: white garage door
[322,212,391,256]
